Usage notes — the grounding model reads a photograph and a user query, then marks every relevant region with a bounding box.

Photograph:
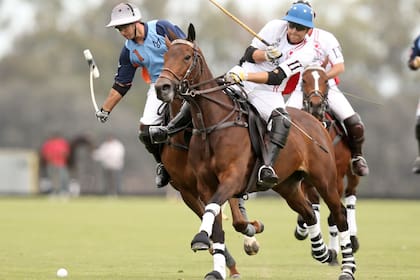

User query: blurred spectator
[408,33,420,174]
[92,136,125,195]
[40,133,71,195]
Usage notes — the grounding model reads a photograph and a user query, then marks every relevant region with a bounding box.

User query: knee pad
[344,113,365,142]
[270,108,291,147]
[139,125,162,163]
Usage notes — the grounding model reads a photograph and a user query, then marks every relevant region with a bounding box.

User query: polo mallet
[208,0,270,46]
[83,49,100,112]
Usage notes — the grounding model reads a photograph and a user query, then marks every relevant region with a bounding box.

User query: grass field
[0,196,419,279]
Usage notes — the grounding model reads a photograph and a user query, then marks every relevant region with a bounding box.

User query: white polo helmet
[106,3,142,28]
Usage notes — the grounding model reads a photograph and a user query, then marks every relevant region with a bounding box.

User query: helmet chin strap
[133,22,137,40]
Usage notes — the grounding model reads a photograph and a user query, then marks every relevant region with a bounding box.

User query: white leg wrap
[345,195,357,235]
[339,229,351,247]
[199,203,221,236]
[213,242,226,280]
[328,225,339,253]
[312,204,321,228]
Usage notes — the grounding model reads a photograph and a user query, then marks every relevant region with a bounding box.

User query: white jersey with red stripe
[242,19,316,95]
[308,28,344,87]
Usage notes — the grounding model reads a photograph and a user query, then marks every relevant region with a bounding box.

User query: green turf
[0,196,419,279]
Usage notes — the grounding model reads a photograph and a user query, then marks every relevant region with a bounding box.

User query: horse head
[155,23,205,103]
[301,64,329,121]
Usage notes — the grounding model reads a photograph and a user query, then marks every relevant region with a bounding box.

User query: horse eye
[184,55,192,61]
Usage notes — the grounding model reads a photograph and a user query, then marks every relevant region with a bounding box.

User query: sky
[0,0,36,57]
[0,0,102,59]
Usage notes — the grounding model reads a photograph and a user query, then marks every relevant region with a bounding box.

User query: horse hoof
[204,270,224,280]
[327,249,338,265]
[230,273,241,279]
[243,236,259,256]
[328,249,339,266]
[191,231,211,252]
[294,228,308,240]
[350,235,359,253]
[338,272,355,280]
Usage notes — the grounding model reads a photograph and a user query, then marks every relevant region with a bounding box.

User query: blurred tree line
[0,0,418,197]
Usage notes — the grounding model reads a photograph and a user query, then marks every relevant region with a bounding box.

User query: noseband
[302,66,329,117]
[159,39,203,96]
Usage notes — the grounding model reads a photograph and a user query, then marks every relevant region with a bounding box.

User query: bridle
[302,65,329,120]
[159,39,232,97]
[159,39,205,96]
[157,39,247,139]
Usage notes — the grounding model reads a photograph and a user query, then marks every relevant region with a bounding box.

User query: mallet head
[83,49,100,78]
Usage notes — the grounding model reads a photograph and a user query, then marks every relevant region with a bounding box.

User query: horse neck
[192,71,234,129]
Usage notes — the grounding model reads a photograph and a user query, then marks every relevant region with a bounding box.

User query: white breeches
[286,85,355,122]
[139,83,165,125]
[247,89,286,123]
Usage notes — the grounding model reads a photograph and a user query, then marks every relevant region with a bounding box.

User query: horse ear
[187,23,196,42]
[164,35,171,49]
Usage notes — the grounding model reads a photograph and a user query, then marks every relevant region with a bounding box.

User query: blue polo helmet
[283,3,314,28]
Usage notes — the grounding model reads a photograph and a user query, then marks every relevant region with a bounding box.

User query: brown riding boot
[258,108,291,188]
[344,113,369,176]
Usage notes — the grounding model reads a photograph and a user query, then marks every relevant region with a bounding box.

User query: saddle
[322,111,348,146]
[223,86,270,194]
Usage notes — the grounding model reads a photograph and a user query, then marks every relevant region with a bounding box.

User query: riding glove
[225,65,248,84]
[96,108,110,123]
[413,56,420,69]
[265,45,282,62]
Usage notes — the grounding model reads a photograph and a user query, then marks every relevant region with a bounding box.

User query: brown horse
[295,65,360,254]
[160,97,264,278]
[155,24,356,280]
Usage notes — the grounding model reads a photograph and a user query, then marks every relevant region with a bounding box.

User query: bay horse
[160,96,264,278]
[294,65,360,254]
[155,24,356,280]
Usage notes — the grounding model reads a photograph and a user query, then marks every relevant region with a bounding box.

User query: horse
[160,95,264,278]
[294,65,360,254]
[155,24,356,280]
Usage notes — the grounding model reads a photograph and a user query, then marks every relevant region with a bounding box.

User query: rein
[163,39,248,139]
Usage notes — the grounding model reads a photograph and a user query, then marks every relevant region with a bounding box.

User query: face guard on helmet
[106,3,142,28]
[283,3,314,29]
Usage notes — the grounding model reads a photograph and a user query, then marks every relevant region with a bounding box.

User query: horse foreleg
[229,198,264,236]
[192,203,221,251]
[204,215,226,280]
[345,170,360,253]
[274,181,337,265]
[327,214,340,260]
[295,183,321,240]
[320,186,356,279]
[238,198,263,255]
[338,230,356,280]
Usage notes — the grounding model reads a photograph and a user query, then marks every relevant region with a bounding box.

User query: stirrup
[351,156,369,176]
[155,163,170,188]
[257,165,278,186]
